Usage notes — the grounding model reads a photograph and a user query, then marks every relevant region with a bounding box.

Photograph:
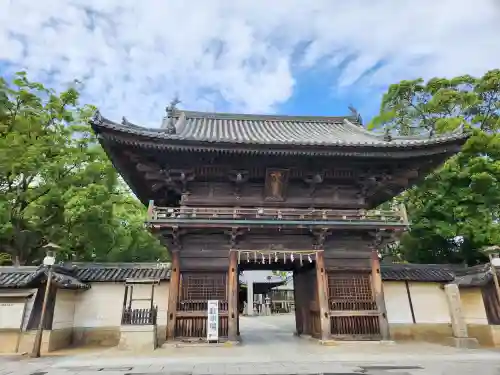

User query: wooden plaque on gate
[264,168,289,201]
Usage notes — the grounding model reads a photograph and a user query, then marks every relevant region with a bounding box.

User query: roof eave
[97,131,468,157]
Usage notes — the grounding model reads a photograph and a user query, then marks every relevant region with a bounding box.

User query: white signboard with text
[207,300,219,342]
[0,302,25,329]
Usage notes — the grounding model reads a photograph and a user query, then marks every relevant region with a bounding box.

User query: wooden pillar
[228,250,238,341]
[237,276,240,336]
[166,250,180,340]
[293,270,303,335]
[315,251,331,341]
[370,250,390,341]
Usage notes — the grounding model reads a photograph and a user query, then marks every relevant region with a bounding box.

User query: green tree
[0,72,168,265]
[272,270,290,280]
[370,70,500,265]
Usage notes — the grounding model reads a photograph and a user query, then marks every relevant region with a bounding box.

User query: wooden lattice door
[327,271,381,340]
[175,272,229,338]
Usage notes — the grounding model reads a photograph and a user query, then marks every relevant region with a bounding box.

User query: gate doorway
[236,249,328,342]
[236,249,383,342]
[170,249,386,343]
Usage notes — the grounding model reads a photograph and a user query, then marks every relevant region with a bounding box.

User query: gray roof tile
[1,263,457,286]
[452,264,496,287]
[75,264,171,282]
[381,263,455,282]
[0,263,171,289]
[0,266,89,290]
[91,110,469,149]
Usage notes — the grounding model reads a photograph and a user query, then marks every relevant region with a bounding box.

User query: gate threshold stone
[161,340,240,348]
[295,334,396,346]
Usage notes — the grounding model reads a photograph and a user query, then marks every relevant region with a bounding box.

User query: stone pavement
[2,315,500,375]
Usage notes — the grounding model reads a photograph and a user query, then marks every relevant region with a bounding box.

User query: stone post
[444,283,479,348]
[246,280,254,316]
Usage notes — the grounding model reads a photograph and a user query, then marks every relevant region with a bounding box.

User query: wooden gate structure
[91,104,468,342]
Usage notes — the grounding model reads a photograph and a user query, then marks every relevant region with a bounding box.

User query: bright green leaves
[0,72,167,265]
[372,69,500,265]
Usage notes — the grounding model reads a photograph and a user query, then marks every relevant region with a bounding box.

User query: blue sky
[1,0,500,127]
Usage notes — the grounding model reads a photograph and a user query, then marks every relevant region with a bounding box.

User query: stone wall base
[72,326,120,347]
[118,325,157,351]
[389,323,499,347]
[0,328,72,354]
[445,336,479,348]
[389,323,453,345]
[72,325,166,348]
[0,325,166,354]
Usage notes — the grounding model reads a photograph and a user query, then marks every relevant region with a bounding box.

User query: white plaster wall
[73,282,169,328]
[53,290,76,329]
[383,281,413,324]
[460,288,488,325]
[0,300,25,329]
[409,282,451,323]
[0,289,38,331]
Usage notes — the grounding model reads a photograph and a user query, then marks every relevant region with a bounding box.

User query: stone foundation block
[118,325,157,351]
[445,336,480,349]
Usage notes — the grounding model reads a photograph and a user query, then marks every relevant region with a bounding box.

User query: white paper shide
[207,300,219,342]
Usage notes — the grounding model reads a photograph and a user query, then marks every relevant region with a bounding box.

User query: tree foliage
[0,72,168,265]
[370,69,500,265]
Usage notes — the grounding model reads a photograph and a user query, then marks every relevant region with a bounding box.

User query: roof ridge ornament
[90,109,103,126]
[164,96,181,134]
[383,128,393,142]
[348,104,363,126]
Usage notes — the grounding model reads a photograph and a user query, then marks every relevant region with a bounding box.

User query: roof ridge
[176,109,353,123]
[70,262,171,268]
[90,110,470,150]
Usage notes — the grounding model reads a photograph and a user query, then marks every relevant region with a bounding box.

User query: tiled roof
[0,266,89,290]
[0,262,487,288]
[452,264,494,288]
[90,110,469,150]
[0,263,171,289]
[0,267,38,287]
[74,263,171,282]
[381,263,455,282]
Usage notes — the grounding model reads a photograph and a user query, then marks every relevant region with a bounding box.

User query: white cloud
[1,0,499,126]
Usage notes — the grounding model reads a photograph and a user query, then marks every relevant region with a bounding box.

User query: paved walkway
[1,315,500,375]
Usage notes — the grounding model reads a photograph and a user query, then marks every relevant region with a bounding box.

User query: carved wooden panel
[327,271,381,340]
[328,272,376,310]
[175,271,230,339]
[264,168,289,201]
[179,272,227,302]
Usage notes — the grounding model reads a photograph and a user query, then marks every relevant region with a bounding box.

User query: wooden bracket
[302,172,324,197]
[311,228,329,249]
[226,227,246,248]
[228,170,249,197]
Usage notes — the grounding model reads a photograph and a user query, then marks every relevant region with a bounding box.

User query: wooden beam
[315,251,331,341]
[166,251,180,340]
[228,250,238,341]
[371,250,390,340]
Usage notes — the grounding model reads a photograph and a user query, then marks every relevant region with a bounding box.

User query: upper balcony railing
[147,201,409,228]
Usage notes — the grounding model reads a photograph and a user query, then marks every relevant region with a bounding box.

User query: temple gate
[91,105,468,342]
